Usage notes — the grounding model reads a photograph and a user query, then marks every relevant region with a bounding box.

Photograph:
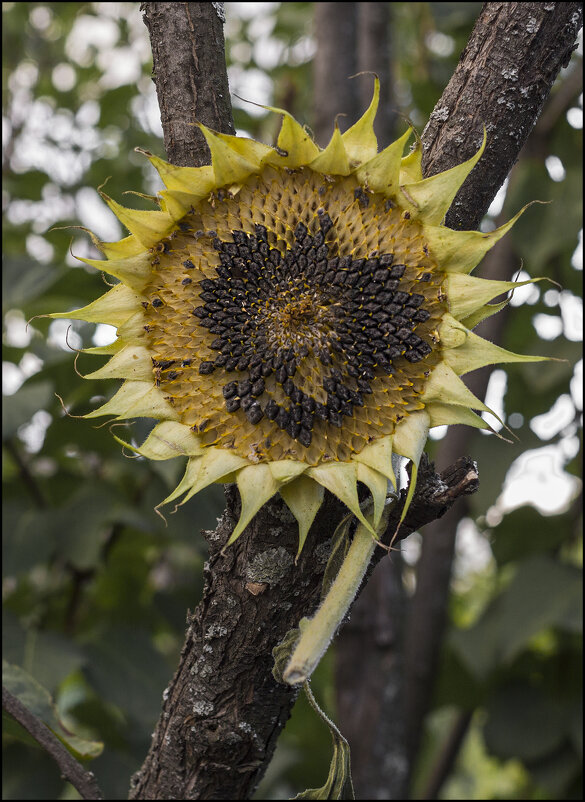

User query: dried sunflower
[49,79,545,553]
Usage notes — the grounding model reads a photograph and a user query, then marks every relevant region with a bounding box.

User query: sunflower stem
[283,514,387,685]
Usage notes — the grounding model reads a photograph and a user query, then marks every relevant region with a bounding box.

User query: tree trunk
[357,1,396,148]
[313,2,359,145]
[141,1,234,166]
[422,1,582,230]
[129,2,583,799]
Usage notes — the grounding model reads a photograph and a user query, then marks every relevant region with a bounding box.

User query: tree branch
[4,437,48,509]
[422,710,473,800]
[141,1,234,166]
[2,687,104,800]
[422,1,583,230]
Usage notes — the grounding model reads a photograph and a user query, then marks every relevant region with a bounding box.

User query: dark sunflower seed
[266,399,279,420]
[223,381,238,399]
[246,403,264,424]
[276,407,289,429]
[298,428,312,447]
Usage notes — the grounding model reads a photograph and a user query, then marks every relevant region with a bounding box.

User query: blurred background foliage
[2,2,582,799]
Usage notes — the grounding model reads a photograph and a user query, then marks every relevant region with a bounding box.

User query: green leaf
[82,626,173,727]
[496,556,582,662]
[2,503,55,576]
[19,632,85,696]
[484,683,568,762]
[452,555,582,678]
[2,661,103,759]
[434,643,487,710]
[272,624,304,685]
[569,703,582,758]
[491,506,572,565]
[527,747,582,798]
[35,480,154,572]
[273,636,354,799]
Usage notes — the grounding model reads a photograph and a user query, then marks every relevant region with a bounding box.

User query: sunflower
[49,79,545,554]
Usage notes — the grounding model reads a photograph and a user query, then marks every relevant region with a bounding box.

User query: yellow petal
[47,283,139,327]
[76,252,153,293]
[82,341,121,356]
[356,462,388,530]
[355,127,412,195]
[123,190,158,204]
[164,448,249,506]
[307,462,376,535]
[459,299,510,330]
[280,475,325,558]
[84,380,179,421]
[421,362,496,420]
[399,140,423,184]
[100,193,175,248]
[114,421,204,460]
[440,313,549,376]
[262,105,320,167]
[83,344,153,381]
[447,273,546,321]
[198,124,273,186]
[393,410,429,465]
[96,234,145,260]
[341,76,379,167]
[269,460,308,484]
[309,126,351,176]
[401,130,486,224]
[392,410,430,525]
[426,402,490,430]
[352,435,396,489]
[226,464,281,545]
[157,189,190,222]
[140,150,216,198]
[424,205,529,275]
[115,311,149,346]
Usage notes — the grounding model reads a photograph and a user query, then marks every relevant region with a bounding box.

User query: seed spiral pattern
[193,214,434,449]
[143,165,444,464]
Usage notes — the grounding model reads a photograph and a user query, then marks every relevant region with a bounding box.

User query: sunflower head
[49,78,546,554]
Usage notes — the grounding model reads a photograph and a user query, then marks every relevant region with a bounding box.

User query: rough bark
[129,2,583,799]
[422,1,583,231]
[141,2,234,166]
